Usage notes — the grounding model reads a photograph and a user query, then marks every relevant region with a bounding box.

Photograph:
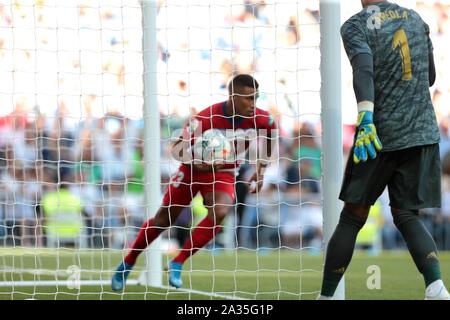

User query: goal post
[319,0,345,300]
[139,0,163,288]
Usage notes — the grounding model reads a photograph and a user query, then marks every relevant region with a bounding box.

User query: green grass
[0,248,449,300]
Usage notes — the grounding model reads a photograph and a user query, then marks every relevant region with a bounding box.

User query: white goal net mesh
[0,0,323,300]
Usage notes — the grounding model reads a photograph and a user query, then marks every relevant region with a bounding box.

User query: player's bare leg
[111,205,184,291]
[318,203,369,299]
[391,208,450,300]
[169,191,234,288]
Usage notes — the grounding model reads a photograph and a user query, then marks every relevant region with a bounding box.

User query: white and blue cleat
[111,261,133,292]
[168,261,183,289]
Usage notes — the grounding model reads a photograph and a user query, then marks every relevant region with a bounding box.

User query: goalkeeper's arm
[350,53,382,163]
[428,51,436,87]
[351,53,374,107]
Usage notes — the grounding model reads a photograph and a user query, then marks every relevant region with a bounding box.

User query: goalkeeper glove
[353,111,382,164]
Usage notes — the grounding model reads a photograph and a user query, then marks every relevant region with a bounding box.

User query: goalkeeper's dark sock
[173,217,222,264]
[393,210,442,287]
[321,209,366,297]
[124,219,163,265]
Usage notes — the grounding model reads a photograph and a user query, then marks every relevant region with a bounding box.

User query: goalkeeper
[111,74,277,291]
[319,0,449,300]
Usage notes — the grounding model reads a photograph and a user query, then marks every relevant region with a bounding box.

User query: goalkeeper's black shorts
[339,143,441,209]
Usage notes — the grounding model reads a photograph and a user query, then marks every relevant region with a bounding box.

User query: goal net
[0,0,329,300]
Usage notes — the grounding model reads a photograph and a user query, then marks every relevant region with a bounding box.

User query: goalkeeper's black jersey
[341,1,440,151]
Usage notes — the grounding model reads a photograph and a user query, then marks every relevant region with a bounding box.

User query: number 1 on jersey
[392,28,412,80]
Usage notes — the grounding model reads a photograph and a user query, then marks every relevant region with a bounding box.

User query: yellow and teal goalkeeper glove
[353,111,382,164]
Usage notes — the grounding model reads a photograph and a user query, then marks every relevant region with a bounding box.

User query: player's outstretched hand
[248,172,264,193]
[353,111,382,164]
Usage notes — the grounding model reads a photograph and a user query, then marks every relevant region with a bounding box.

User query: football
[192,129,232,165]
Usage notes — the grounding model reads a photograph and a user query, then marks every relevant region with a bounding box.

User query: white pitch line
[0,280,138,288]
[0,280,247,300]
[157,285,247,300]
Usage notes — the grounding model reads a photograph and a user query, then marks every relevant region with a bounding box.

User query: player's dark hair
[228,74,259,95]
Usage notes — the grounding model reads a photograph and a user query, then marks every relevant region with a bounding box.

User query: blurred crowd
[0,0,449,251]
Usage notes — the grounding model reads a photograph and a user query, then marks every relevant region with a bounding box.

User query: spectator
[0,161,42,247]
[41,182,84,248]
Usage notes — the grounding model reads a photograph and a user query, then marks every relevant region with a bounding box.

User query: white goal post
[319,0,344,300]
[139,0,163,288]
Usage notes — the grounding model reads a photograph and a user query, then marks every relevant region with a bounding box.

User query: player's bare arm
[248,129,274,194]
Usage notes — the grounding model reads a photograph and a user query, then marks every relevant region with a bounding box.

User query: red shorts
[162,165,236,207]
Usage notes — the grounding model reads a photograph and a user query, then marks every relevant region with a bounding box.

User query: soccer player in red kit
[111,74,277,290]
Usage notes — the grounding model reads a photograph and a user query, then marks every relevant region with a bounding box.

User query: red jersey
[182,101,277,173]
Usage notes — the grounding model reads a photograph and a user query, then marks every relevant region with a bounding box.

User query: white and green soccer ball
[192,129,232,165]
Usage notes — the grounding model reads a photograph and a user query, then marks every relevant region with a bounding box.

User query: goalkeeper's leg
[392,208,449,300]
[111,205,184,291]
[169,191,233,288]
[319,204,368,299]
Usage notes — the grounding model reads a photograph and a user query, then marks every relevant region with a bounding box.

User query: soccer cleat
[425,280,450,300]
[168,261,183,289]
[111,261,134,292]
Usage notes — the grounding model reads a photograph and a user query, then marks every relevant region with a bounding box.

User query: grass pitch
[0,248,448,300]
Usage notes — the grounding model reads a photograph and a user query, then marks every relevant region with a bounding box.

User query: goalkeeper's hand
[353,111,382,164]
